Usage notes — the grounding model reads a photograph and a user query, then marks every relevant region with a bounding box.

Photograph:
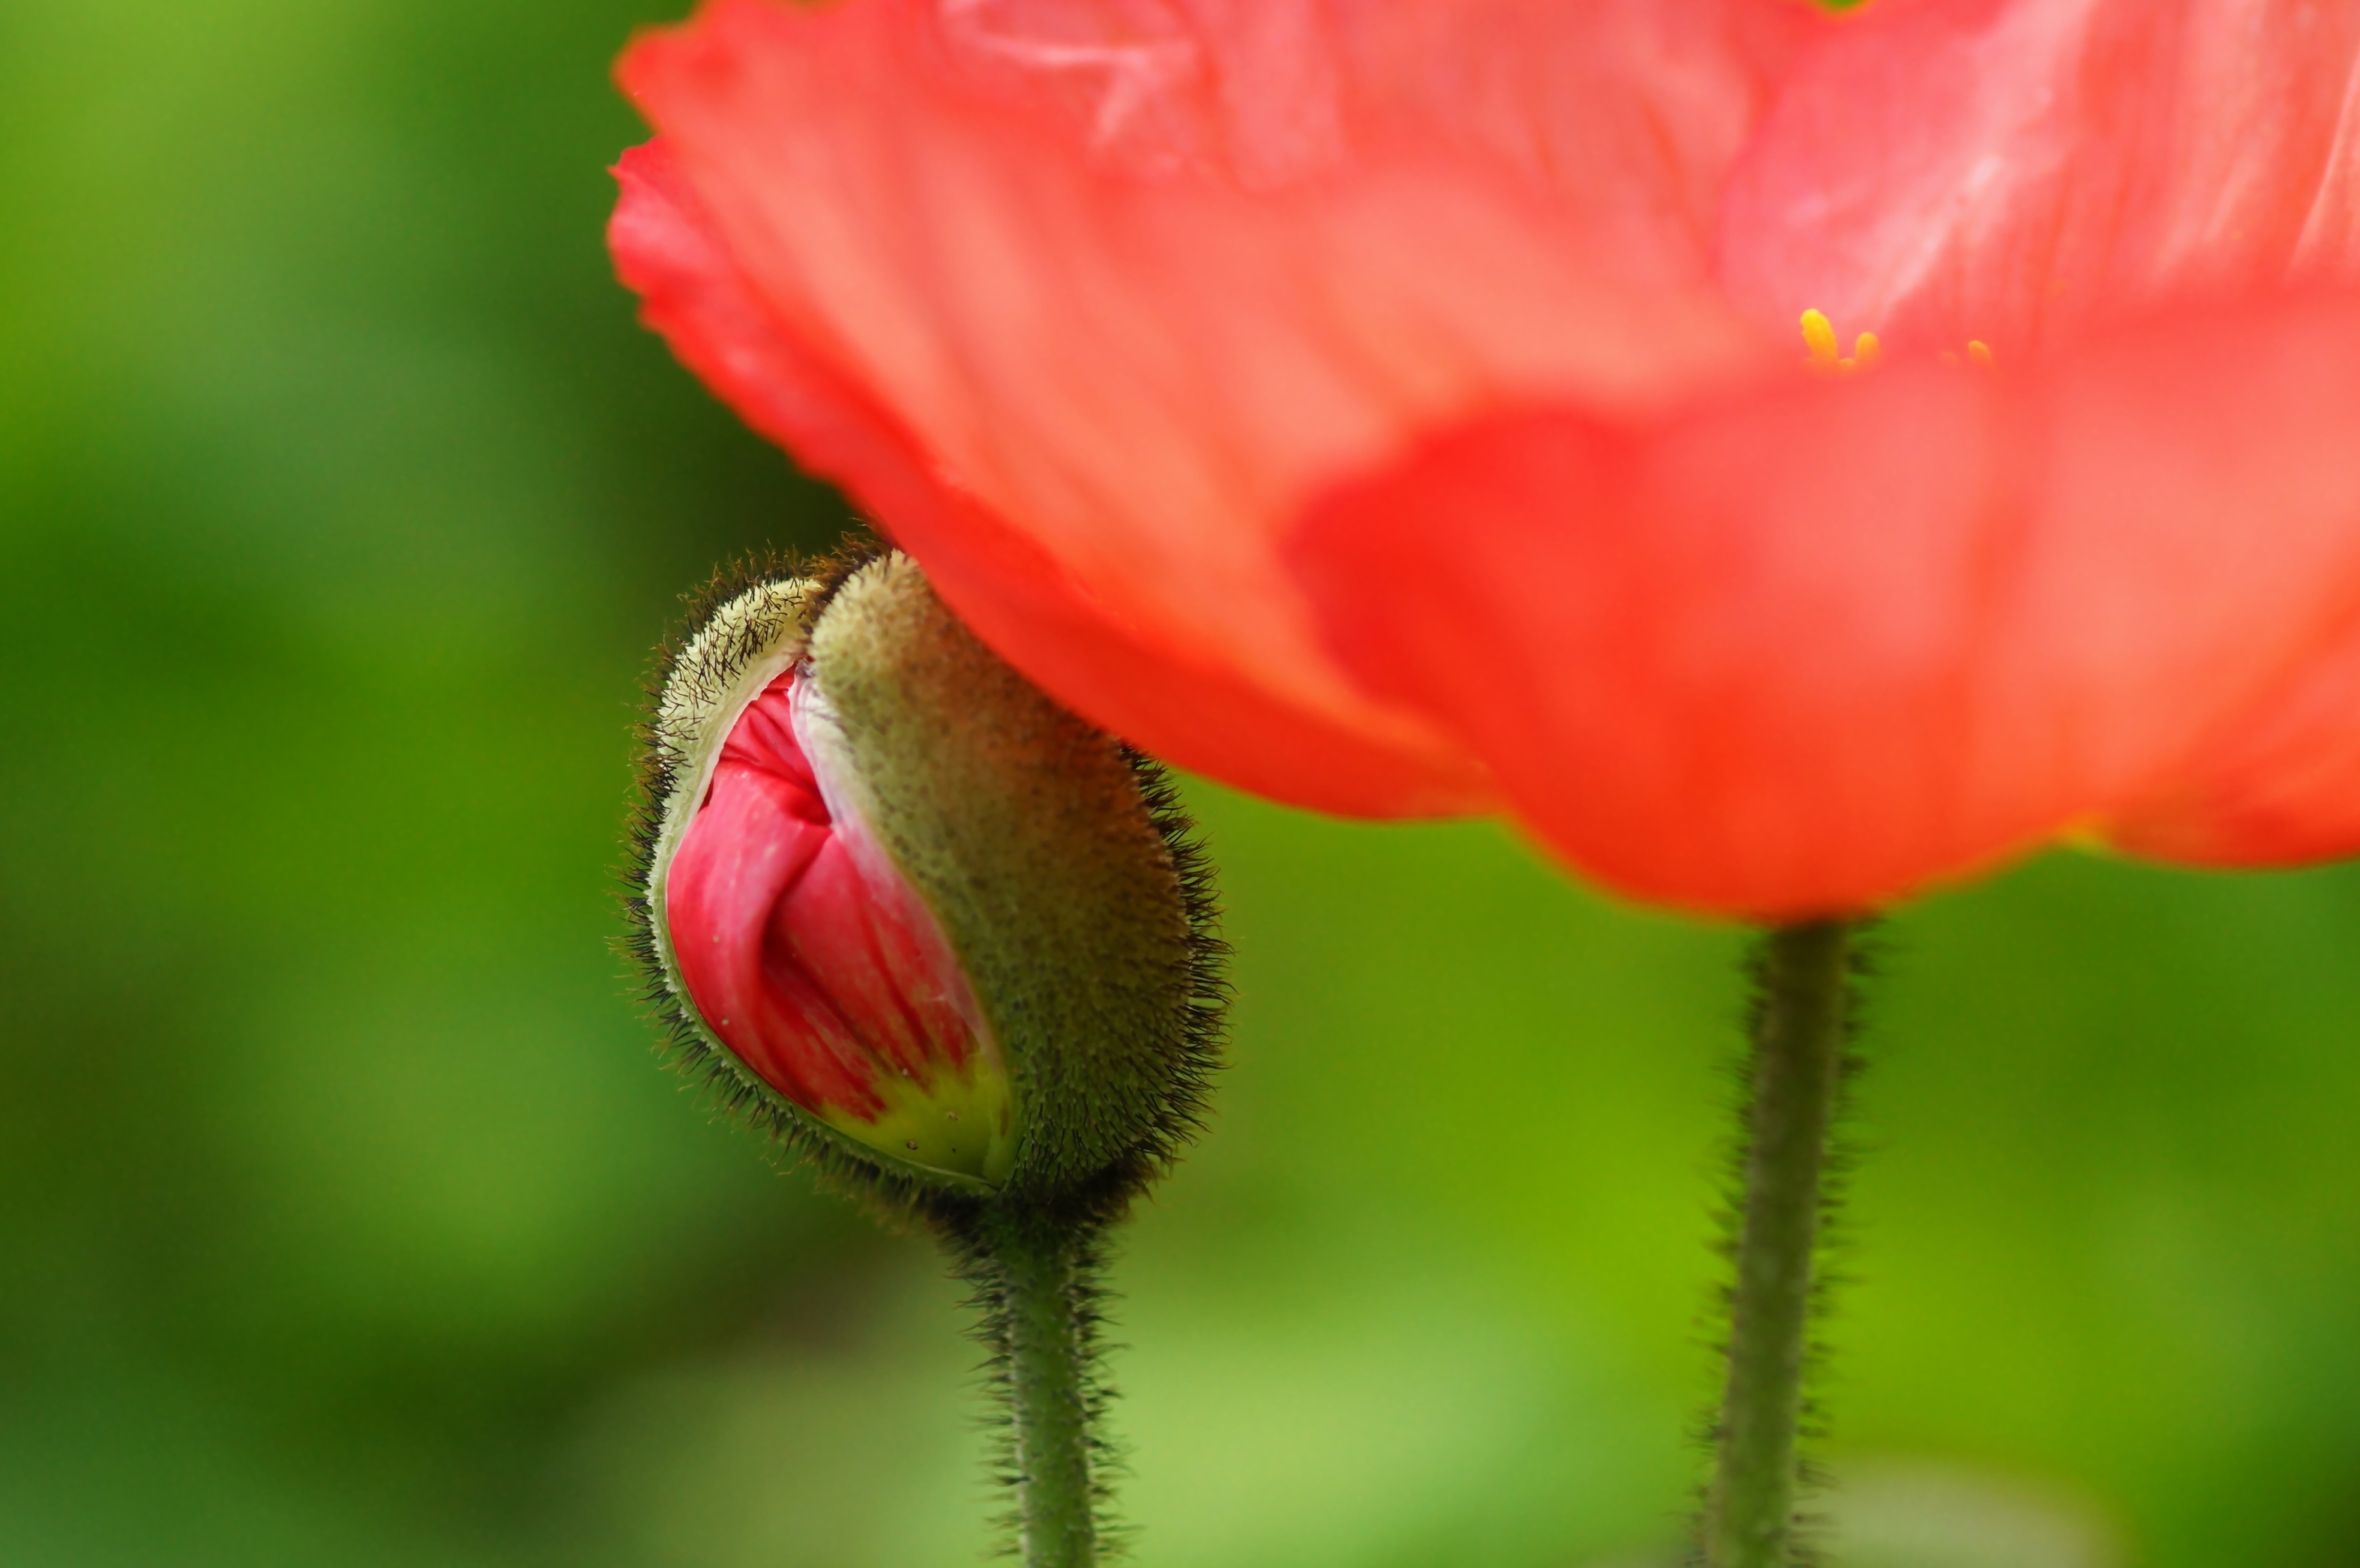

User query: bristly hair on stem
[933,753,1224,1567]
[1693,920,1881,1568]
[945,1210,1131,1564]
[616,531,1231,1567]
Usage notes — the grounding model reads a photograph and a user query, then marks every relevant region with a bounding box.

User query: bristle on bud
[625,541,1226,1223]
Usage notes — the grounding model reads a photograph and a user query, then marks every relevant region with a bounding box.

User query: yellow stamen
[1798,307,1840,370]
[1800,311,1888,379]
[1967,340,1994,370]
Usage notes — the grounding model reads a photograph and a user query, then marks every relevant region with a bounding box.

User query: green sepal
[806,552,1223,1210]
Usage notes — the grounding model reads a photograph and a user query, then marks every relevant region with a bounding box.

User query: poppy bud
[628,545,1223,1215]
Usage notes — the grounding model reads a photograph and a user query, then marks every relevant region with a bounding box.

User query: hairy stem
[975,1207,1102,1568]
[1706,920,1857,1568]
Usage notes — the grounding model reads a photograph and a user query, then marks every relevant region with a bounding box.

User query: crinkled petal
[1288,295,2360,915]
[616,0,1828,818]
[671,673,996,1116]
[1721,0,2360,356]
[612,136,1482,814]
[669,756,883,1115]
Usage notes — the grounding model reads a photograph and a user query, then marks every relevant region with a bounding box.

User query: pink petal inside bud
[667,672,1014,1182]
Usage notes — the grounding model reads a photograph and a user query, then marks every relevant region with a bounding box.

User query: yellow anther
[1800,311,1885,378]
[1940,340,1997,371]
[1798,307,1840,370]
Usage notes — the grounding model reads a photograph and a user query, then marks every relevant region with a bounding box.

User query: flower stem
[1705,919,1858,1568]
[971,1205,1104,1568]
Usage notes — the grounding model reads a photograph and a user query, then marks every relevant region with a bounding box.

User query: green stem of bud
[965,1206,1108,1568]
[1705,920,1858,1568]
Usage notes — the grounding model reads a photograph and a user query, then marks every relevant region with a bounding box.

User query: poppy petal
[615,0,1835,816]
[1721,0,2360,357]
[611,136,1486,814]
[1289,295,2360,914]
[2108,606,2360,866]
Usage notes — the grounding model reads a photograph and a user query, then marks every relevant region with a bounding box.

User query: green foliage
[8,3,2360,1567]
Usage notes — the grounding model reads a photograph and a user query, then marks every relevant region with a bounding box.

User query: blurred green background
[7,2,2360,1564]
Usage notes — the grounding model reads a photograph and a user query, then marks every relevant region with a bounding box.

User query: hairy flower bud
[629,546,1223,1212]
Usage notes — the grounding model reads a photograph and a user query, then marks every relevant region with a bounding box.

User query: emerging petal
[668,670,1017,1180]
[1720,0,2360,356]
[1289,295,2360,915]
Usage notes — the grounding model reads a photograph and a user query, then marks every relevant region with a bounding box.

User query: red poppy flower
[609,0,2360,916]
